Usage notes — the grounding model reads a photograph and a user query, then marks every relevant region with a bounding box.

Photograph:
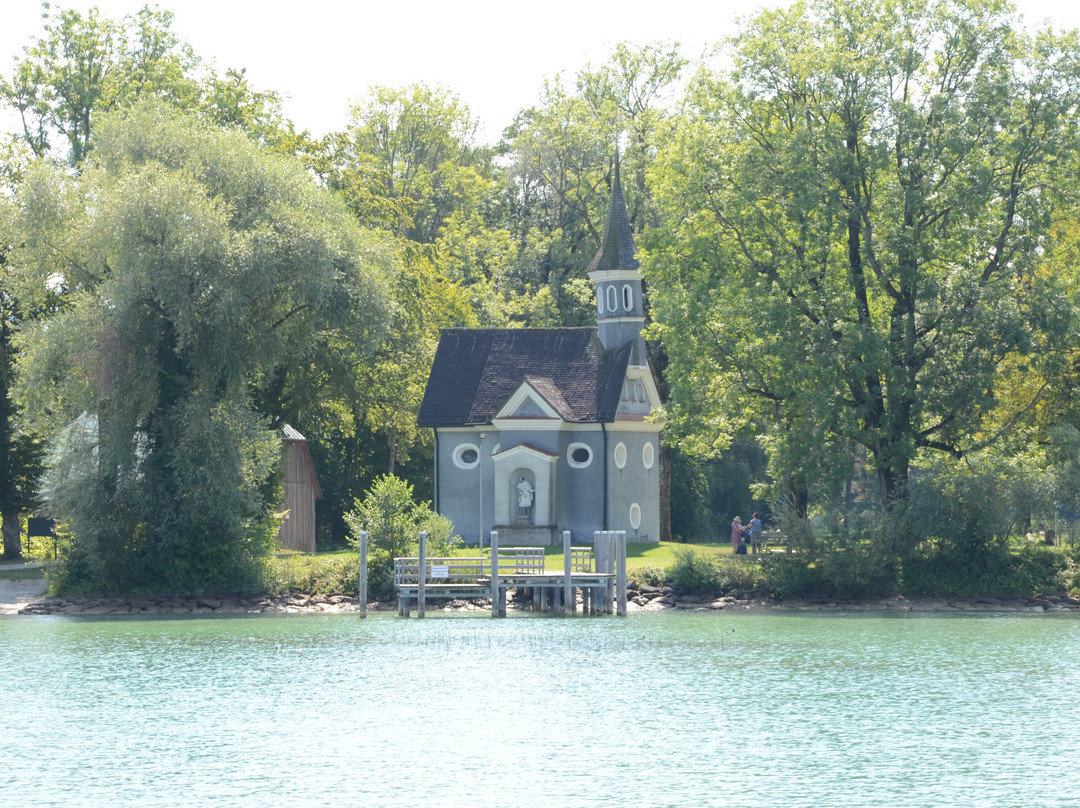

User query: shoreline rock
[14,588,1080,616]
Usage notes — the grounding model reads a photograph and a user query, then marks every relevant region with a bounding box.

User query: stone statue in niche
[516,476,534,525]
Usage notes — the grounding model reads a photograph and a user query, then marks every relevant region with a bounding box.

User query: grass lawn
[540,541,738,572]
[0,563,48,581]
[298,541,749,572]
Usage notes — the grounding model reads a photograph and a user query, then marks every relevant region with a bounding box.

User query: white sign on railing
[430,565,449,579]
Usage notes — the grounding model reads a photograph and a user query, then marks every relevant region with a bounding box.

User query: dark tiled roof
[586,156,639,274]
[418,328,631,427]
[522,375,574,420]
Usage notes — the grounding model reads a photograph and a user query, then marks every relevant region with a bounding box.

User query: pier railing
[389,530,626,618]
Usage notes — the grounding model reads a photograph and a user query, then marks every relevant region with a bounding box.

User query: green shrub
[665,549,761,596]
[269,553,361,596]
[344,475,462,600]
[628,566,665,588]
[903,540,1067,597]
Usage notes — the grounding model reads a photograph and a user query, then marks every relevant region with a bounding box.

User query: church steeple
[587,153,646,360]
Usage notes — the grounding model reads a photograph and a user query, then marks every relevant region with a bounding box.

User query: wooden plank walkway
[392,530,628,618]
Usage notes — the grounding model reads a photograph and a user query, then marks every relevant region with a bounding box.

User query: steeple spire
[587,152,645,359]
[587,153,640,275]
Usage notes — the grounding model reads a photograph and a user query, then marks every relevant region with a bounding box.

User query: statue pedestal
[494,525,557,546]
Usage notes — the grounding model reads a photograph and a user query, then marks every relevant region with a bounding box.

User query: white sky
[3,0,1080,146]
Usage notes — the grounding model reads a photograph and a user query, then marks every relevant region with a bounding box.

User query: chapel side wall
[559,431,605,543]
[435,429,488,546]
[605,429,662,543]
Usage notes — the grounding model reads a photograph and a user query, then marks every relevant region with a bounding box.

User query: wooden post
[417,530,427,619]
[604,531,615,615]
[593,531,604,614]
[616,530,627,617]
[563,530,573,616]
[358,531,368,618]
[490,530,501,617]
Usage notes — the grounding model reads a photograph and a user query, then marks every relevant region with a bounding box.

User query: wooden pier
[391,529,628,618]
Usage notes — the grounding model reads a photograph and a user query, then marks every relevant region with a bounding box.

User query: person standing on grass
[749,513,763,555]
[731,516,745,554]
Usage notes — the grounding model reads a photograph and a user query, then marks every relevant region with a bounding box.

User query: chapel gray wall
[434,429,491,546]
[557,430,605,543]
[605,430,661,543]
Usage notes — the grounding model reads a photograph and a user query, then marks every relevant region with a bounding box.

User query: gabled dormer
[616,364,662,420]
[587,153,646,362]
[492,376,573,431]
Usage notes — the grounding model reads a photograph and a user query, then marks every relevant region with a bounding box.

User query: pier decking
[392,530,628,617]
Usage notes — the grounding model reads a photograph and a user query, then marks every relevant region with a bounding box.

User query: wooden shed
[277,425,323,553]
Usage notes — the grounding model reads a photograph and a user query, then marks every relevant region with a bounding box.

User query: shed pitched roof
[418,328,631,427]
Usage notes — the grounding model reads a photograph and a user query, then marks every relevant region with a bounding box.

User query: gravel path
[0,576,49,615]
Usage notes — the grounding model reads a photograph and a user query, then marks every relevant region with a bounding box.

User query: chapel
[417,157,662,545]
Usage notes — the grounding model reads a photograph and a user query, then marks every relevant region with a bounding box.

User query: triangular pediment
[494,378,566,422]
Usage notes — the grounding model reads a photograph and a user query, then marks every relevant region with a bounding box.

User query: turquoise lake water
[3,610,1079,807]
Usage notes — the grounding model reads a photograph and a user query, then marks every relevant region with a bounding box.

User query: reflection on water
[4,611,1079,807]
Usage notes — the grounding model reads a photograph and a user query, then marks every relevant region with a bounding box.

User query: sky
[3,0,1080,146]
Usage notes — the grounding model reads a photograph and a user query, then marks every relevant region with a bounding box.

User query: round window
[629,502,642,530]
[568,442,593,468]
[453,443,481,469]
[642,442,655,470]
[614,442,627,469]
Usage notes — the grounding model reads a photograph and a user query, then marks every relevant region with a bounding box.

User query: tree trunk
[1,510,22,559]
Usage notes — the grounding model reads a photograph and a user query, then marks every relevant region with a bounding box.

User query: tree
[10,102,391,593]
[0,141,47,559]
[325,84,490,244]
[649,0,1080,516]
[1,5,199,165]
[496,42,685,317]
[1,4,312,168]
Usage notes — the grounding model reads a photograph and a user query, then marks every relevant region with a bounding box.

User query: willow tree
[648,0,1080,516]
[11,102,390,593]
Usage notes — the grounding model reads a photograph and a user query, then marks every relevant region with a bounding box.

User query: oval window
[614,442,627,469]
[453,443,480,469]
[596,288,604,315]
[642,442,655,470]
[606,285,617,313]
[568,442,593,469]
[622,284,634,311]
[629,503,642,530]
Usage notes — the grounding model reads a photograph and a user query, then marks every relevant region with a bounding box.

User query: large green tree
[649,0,1080,513]
[10,102,390,592]
[1,4,308,167]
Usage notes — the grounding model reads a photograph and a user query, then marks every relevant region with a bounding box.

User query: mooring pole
[418,530,428,618]
[563,529,573,616]
[358,530,368,618]
[490,530,501,617]
[616,530,627,617]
